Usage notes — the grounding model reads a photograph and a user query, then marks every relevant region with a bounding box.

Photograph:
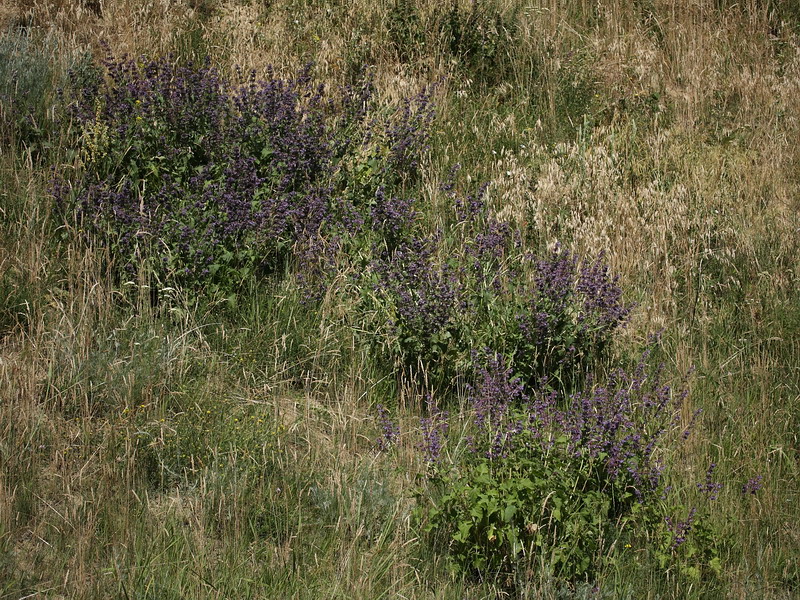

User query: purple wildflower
[697,463,723,500]
[666,507,697,549]
[376,404,400,451]
[742,475,763,496]
[419,398,449,465]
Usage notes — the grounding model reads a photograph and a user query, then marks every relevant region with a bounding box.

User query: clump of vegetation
[388,0,520,85]
[409,350,702,587]
[55,50,433,300]
[361,183,631,393]
[0,29,62,155]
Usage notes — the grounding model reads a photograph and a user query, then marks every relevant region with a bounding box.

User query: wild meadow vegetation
[1,1,799,598]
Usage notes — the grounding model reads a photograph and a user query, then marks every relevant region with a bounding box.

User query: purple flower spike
[697,463,723,500]
[742,475,763,496]
[376,404,400,451]
[419,398,449,465]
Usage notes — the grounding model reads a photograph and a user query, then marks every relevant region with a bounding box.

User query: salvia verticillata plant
[375,403,400,451]
[413,348,693,584]
[54,50,435,297]
[362,182,632,393]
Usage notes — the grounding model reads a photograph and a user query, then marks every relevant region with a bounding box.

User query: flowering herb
[415,348,691,582]
[666,507,698,550]
[56,51,434,297]
[741,475,763,496]
[419,398,449,466]
[361,183,632,394]
[375,404,400,451]
[697,463,723,501]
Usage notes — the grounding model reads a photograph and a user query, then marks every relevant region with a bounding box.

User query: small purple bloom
[376,404,400,451]
[742,475,763,495]
[697,463,723,500]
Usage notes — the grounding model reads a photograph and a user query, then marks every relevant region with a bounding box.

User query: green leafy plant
[421,442,620,582]
[624,478,726,584]
[413,350,686,588]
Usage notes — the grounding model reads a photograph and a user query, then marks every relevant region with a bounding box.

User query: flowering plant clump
[368,232,464,379]
[414,349,689,583]
[362,182,632,393]
[508,249,633,392]
[55,50,434,297]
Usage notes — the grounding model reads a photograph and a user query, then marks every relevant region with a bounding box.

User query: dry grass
[479,5,800,332]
